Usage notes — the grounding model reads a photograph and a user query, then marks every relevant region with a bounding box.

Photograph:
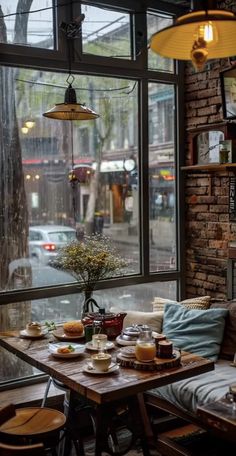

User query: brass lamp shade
[150,10,236,61]
[43,84,99,120]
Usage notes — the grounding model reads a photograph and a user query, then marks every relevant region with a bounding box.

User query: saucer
[48,342,85,358]
[83,362,119,375]
[52,327,84,341]
[20,329,48,339]
[85,341,115,351]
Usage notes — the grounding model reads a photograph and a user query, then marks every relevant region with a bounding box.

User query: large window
[0,0,183,385]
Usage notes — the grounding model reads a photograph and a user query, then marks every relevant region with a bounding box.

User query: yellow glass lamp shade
[150,10,236,69]
[43,84,99,120]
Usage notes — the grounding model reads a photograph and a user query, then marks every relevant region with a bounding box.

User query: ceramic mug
[91,353,112,372]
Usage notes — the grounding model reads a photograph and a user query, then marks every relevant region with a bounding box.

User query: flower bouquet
[53,234,126,316]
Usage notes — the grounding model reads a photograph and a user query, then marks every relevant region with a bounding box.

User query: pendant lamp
[150,0,236,70]
[43,13,99,120]
[43,75,99,120]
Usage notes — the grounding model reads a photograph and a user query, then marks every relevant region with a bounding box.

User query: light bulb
[196,21,218,45]
[25,120,35,129]
[21,126,28,134]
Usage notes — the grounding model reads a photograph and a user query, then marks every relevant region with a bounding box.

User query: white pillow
[110,306,163,333]
[152,295,211,312]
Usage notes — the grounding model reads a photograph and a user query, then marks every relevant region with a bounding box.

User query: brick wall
[184,2,236,300]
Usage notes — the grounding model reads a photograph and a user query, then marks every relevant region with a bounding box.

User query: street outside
[30,238,176,322]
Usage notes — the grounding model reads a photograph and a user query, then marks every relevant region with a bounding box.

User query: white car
[29,225,77,265]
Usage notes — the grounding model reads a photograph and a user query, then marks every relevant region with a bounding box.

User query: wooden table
[197,398,236,444]
[0,333,214,455]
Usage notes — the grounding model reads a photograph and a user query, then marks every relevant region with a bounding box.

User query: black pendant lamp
[150,0,236,70]
[43,75,99,121]
[43,13,99,120]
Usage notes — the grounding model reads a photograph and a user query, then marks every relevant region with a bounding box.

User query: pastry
[63,320,84,336]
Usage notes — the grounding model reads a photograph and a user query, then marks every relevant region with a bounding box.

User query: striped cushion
[152,296,211,312]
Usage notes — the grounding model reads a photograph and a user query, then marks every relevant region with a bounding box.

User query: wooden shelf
[181,163,236,172]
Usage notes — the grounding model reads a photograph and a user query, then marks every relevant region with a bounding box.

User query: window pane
[0,67,139,292]
[0,282,176,385]
[147,12,174,72]
[82,5,131,59]
[0,0,54,49]
[149,82,176,272]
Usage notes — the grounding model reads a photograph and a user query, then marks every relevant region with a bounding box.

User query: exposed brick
[209,205,228,213]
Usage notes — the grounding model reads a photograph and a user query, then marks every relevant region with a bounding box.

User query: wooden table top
[0,333,214,405]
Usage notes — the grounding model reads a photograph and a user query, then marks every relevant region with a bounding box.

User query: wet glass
[0,0,54,49]
[148,82,176,272]
[82,4,131,59]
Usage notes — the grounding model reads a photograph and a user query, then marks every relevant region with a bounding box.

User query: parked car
[29,225,77,265]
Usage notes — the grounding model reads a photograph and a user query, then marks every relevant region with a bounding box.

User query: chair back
[0,442,46,455]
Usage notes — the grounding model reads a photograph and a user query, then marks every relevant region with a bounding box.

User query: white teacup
[91,353,112,372]
[26,322,42,336]
[92,334,107,349]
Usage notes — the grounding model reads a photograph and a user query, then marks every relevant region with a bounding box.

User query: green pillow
[163,303,228,361]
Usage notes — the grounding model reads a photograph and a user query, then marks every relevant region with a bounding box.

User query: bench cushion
[148,360,235,414]
[110,307,163,333]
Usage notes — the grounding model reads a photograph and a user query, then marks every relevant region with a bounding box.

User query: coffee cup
[92,333,107,349]
[26,322,42,336]
[91,353,112,372]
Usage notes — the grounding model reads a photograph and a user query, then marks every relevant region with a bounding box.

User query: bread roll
[63,320,84,336]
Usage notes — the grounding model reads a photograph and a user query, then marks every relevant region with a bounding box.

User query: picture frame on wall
[220,65,236,120]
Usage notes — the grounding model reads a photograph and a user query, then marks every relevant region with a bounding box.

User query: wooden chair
[0,403,66,456]
[0,442,46,456]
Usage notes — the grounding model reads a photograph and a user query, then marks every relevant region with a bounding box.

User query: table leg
[93,395,153,456]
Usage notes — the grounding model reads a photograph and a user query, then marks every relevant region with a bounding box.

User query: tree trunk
[0,1,33,379]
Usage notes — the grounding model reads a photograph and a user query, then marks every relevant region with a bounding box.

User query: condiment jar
[135,326,156,362]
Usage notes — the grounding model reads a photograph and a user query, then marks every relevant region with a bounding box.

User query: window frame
[0,0,186,306]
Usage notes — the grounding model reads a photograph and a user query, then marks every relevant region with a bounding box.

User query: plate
[119,347,136,358]
[52,328,85,341]
[116,335,136,346]
[48,342,85,358]
[85,341,115,351]
[83,362,119,375]
[20,329,48,339]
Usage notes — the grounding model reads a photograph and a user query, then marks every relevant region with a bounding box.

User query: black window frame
[0,0,186,306]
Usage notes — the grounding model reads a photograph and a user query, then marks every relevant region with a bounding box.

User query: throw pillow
[211,300,236,360]
[163,303,228,361]
[152,295,211,312]
[110,306,163,333]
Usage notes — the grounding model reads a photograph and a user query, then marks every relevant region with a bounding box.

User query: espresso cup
[91,353,112,372]
[92,333,107,349]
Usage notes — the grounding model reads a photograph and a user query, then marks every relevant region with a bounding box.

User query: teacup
[92,333,107,349]
[91,353,112,372]
[26,322,42,336]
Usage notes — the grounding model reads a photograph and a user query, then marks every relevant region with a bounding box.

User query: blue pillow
[163,303,228,361]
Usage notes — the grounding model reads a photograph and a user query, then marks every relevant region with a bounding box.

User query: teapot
[82,299,126,339]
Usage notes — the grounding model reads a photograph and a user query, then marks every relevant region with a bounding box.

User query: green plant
[54,234,126,292]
